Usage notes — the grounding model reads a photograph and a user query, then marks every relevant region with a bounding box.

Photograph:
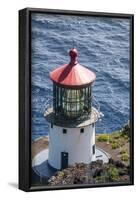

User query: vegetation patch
[120,153,129,162]
[120,148,127,154]
[97,134,108,142]
[107,166,120,182]
[111,131,121,139]
[111,142,120,149]
[96,122,130,164]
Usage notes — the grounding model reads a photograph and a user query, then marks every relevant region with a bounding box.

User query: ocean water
[31,13,130,141]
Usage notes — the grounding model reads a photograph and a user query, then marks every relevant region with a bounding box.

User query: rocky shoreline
[48,159,130,186]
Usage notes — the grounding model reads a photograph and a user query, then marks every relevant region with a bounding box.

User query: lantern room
[50,48,96,120]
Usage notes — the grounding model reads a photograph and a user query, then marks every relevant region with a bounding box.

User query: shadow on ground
[8,182,18,189]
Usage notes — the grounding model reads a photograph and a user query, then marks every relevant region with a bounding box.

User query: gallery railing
[44,95,104,125]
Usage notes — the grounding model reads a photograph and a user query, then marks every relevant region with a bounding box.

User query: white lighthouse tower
[44,48,100,170]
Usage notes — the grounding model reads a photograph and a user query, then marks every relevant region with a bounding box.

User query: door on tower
[61,152,68,169]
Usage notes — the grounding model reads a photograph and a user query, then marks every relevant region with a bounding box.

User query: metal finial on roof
[69,48,78,65]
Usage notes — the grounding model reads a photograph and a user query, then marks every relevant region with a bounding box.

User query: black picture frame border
[19,7,134,192]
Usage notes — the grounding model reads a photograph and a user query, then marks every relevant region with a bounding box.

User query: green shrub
[97,134,108,142]
[109,137,113,143]
[120,149,127,154]
[121,122,130,136]
[111,131,121,139]
[111,142,119,149]
[122,134,129,140]
[120,153,129,162]
[108,167,120,182]
[95,176,105,183]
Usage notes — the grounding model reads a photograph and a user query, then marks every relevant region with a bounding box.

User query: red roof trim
[52,80,93,89]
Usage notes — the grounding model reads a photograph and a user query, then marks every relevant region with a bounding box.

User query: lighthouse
[44,48,100,170]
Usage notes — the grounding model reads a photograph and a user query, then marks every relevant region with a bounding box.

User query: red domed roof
[50,48,96,88]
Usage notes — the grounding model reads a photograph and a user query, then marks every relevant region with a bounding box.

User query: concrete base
[32,147,110,178]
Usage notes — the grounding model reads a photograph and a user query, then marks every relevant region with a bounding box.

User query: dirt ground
[96,138,129,161]
[31,136,49,160]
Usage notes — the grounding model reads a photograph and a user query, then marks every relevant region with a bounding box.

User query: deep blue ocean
[31,13,130,141]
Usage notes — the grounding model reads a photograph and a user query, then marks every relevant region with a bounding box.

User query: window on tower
[63,129,67,134]
[80,128,84,133]
[93,144,95,154]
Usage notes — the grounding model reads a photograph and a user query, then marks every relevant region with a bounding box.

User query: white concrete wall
[48,124,95,169]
